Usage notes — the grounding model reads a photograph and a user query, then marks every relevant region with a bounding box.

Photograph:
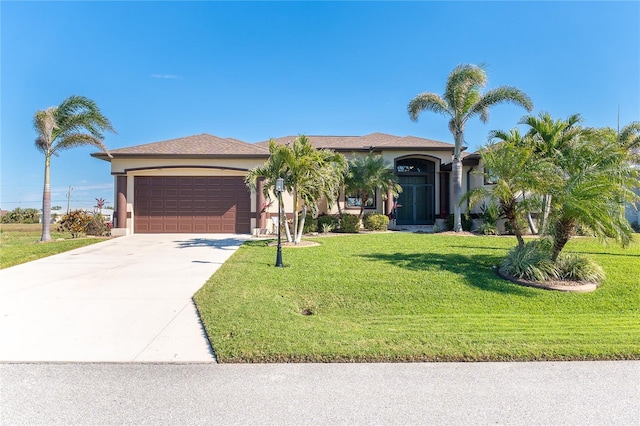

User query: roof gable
[94,133,269,159]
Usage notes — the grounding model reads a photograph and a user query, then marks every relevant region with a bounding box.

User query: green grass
[0,223,106,269]
[194,233,640,362]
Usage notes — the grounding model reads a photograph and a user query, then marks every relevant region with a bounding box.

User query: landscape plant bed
[0,223,107,269]
[193,233,640,363]
[496,269,598,293]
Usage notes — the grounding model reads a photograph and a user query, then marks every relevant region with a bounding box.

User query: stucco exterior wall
[107,149,484,234]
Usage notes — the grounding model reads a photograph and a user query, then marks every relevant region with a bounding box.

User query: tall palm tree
[33,95,115,242]
[246,136,346,243]
[408,64,533,231]
[343,154,402,219]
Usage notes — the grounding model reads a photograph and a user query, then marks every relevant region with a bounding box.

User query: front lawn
[194,233,640,362]
[0,223,106,269]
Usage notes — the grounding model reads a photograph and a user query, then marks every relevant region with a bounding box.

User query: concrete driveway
[0,234,250,362]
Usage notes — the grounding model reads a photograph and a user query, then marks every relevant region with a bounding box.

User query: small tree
[463,137,557,248]
[546,127,637,260]
[246,136,347,244]
[343,154,402,219]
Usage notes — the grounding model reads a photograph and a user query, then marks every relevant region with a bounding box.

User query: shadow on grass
[359,251,534,296]
[571,251,640,258]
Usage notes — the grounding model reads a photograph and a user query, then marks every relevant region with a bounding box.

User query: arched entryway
[394,157,436,225]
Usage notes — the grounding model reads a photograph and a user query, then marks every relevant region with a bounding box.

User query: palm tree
[520,112,585,235]
[343,154,402,219]
[618,121,640,163]
[487,128,540,234]
[546,132,637,260]
[408,64,533,231]
[33,95,115,242]
[246,136,346,243]
[463,135,557,248]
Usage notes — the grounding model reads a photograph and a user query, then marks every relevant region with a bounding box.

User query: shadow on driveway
[173,236,250,250]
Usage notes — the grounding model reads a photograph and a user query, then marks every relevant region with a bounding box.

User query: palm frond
[468,86,533,124]
[33,108,59,154]
[407,92,450,122]
[619,121,640,150]
[52,133,112,157]
[444,64,487,116]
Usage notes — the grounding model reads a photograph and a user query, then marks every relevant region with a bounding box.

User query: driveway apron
[0,234,250,362]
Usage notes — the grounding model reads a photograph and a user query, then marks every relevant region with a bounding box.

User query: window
[484,166,498,185]
[396,158,435,174]
[345,192,376,209]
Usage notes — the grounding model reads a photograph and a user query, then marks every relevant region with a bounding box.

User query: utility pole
[66,186,73,214]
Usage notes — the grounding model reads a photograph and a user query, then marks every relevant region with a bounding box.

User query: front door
[396,176,435,225]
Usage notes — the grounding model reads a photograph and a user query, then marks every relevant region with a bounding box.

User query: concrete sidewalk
[0,234,250,362]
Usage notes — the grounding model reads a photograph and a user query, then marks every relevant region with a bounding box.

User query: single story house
[92,133,482,235]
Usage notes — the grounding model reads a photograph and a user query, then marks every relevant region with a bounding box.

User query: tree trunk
[295,206,307,244]
[280,196,292,243]
[292,187,299,243]
[503,202,525,249]
[336,187,344,218]
[40,155,52,242]
[522,193,538,234]
[551,219,575,261]
[452,157,463,232]
[526,212,538,235]
[540,194,552,235]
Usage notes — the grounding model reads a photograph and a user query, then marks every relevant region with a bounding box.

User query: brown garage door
[134,176,251,233]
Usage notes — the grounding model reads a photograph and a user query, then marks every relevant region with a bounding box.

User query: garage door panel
[134,176,250,234]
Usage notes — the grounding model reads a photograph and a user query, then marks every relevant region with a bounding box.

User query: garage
[134,176,251,233]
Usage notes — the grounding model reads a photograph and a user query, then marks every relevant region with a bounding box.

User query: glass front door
[396,176,435,225]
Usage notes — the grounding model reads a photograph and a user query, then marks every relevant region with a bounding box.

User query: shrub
[363,213,389,231]
[58,210,92,238]
[1,207,40,224]
[86,213,111,236]
[298,213,317,234]
[320,223,335,234]
[317,214,339,232]
[339,213,360,233]
[556,254,605,283]
[432,223,446,233]
[446,214,473,231]
[500,238,560,282]
[478,203,500,235]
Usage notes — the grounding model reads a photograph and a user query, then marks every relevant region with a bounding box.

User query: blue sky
[1,1,639,211]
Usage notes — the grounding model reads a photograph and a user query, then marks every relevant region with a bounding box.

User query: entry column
[255,177,266,229]
[116,176,127,229]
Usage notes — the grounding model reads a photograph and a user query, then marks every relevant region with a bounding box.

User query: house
[91,133,481,235]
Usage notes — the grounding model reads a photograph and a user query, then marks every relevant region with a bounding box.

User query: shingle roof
[93,132,460,162]
[92,133,269,159]
[257,132,455,151]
